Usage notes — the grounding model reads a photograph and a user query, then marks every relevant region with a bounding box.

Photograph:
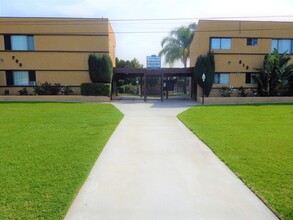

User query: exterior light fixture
[202,73,206,105]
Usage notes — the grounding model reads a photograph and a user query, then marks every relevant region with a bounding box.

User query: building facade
[190,20,293,97]
[0,17,116,95]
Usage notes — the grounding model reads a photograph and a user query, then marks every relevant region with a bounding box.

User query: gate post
[144,73,147,102]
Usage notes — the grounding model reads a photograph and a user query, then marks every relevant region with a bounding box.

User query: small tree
[255,49,293,96]
[88,53,113,83]
[193,52,215,97]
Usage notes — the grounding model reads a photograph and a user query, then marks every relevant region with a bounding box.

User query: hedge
[80,83,111,96]
[88,54,113,83]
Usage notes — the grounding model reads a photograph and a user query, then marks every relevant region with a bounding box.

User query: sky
[0,0,293,67]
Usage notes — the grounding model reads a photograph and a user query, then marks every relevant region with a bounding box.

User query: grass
[178,104,293,220]
[0,102,123,219]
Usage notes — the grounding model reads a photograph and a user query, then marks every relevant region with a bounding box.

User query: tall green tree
[88,53,113,83]
[115,57,144,86]
[115,58,143,68]
[193,52,215,97]
[255,49,293,96]
[158,23,196,68]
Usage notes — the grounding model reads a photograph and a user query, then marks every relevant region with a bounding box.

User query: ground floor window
[214,73,230,84]
[13,71,29,85]
[6,70,36,86]
[245,73,257,84]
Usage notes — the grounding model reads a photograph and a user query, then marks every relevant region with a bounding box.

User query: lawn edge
[177,112,282,220]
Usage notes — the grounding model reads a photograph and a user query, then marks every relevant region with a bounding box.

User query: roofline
[198,19,293,24]
[0,16,109,21]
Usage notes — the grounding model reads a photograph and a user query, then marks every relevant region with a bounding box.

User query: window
[211,38,231,50]
[271,39,292,53]
[247,38,258,46]
[13,71,29,85]
[6,71,36,86]
[4,35,34,50]
[245,73,257,84]
[214,73,230,84]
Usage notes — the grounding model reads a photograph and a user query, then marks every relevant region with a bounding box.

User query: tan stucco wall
[0,17,116,95]
[35,35,110,51]
[108,22,116,66]
[1,52,90,70]
[36,71,91,85]
[190,20,293,97]
[0,17,109,35]
[0,71,6,86]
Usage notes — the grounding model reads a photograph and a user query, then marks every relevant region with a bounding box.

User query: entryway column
[160,73,163,102]
[144,73,147,102]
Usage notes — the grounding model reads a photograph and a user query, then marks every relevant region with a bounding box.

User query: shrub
[33,82,61,95]
[80,83,111,96]
[238,86,248,97]
[220,86,234,97]
[59,86,74,95]
[255,49,293,96]
[18,87,28,95]
[88,54,113,83]
[119,84,135,94]
[193,52,215,97]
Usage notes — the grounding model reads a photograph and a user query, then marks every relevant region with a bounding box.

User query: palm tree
[159,23,196,68]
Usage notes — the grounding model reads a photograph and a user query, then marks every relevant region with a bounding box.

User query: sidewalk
[65,100,277,220]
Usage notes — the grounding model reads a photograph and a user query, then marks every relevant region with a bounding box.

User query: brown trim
[213,52,268,55]
[114,67,194,76]
[0,69,89,72]
[0,85,81,88]
[210,36,288,40]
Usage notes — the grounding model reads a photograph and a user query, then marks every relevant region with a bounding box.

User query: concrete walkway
[65,100,277,220]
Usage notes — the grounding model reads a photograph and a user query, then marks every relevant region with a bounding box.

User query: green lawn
[0,102,123,219]
[178,104,293,220]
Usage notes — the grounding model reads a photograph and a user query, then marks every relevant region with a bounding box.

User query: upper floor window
[4,35,34,51]
[247,38,258,46]
[271,39,292,54]
[214,73,230,84]
[211,38,231,50]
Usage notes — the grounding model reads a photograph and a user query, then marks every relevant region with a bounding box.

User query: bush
[80,83,111,96]
[18,87,28,95]
[193,52,215,97]
[88,54,113,83]
[59,86,74,95]
[238,86,248,97]
[119,84,135,94]
[33,82,61,95]
[220,86,234,97]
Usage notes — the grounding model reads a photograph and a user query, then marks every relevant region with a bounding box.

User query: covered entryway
[113,67,194,101]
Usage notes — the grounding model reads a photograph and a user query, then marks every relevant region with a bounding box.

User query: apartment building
[190,20,293,97]
[0,17,116,95]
